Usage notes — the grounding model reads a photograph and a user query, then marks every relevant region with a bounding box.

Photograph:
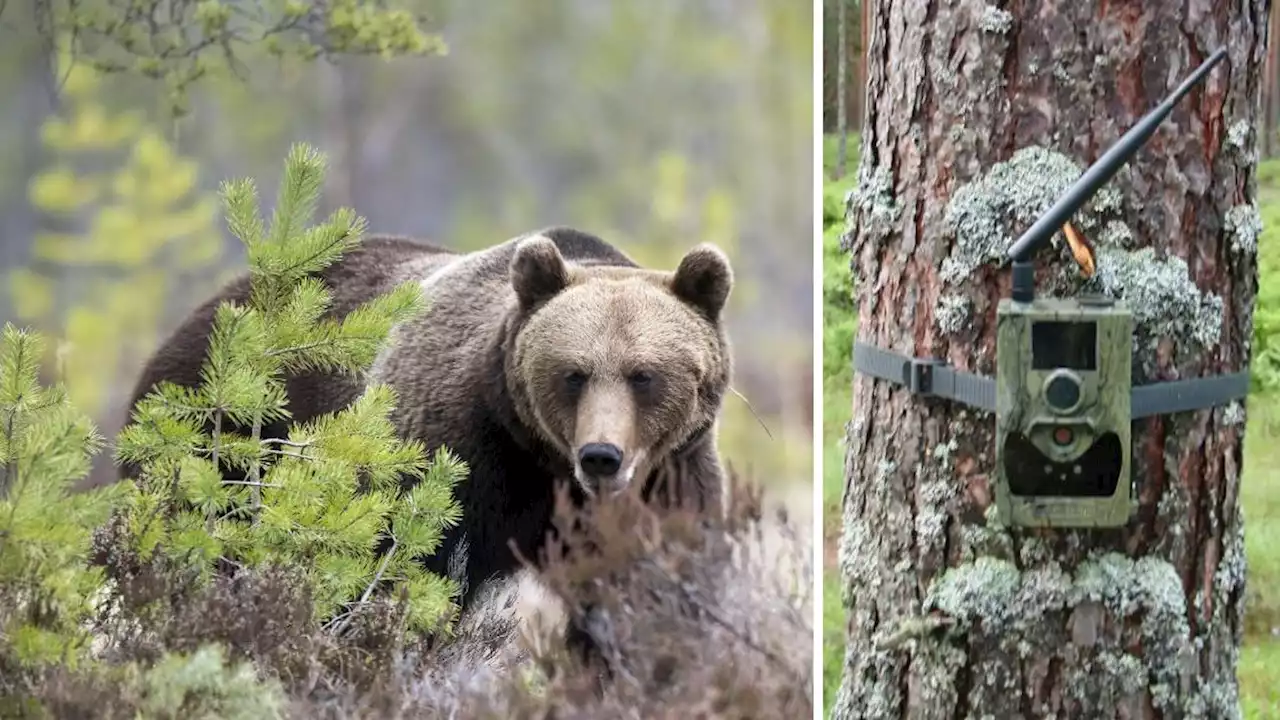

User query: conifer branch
[263,334,390,358]
[328,536,398,636]
[248,416,262,525]
[102,144,465,640]
[263,439,312,448]
[0,407,15,500]
[0,331,30,500]
[208,410,222,532]
[360,538,397,605]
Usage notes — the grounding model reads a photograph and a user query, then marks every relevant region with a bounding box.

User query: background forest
[0,1,815,716]
[822,1,1279,717]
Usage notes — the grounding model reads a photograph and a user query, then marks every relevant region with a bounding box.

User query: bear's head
[506,235,732,497]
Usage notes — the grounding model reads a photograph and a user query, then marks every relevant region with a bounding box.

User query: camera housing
[994,296,1132,527]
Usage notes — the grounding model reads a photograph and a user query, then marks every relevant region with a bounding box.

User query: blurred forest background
[0,0,815,516]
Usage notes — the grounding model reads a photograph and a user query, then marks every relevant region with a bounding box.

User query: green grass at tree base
[1240,639,1280,718]
[820,133,1280,718]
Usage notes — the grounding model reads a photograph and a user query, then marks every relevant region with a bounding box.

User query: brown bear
[121,226,734,632]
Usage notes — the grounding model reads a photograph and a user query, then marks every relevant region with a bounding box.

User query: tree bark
[834,2,1266,719]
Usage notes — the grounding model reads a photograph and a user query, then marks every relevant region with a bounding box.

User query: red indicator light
[1053,427,1073,445]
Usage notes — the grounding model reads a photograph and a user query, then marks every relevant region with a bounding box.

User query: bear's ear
[511,235,570,309]
[671,243,733,320]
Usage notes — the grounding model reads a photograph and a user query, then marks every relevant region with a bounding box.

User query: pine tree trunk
[836,0,849,178]
[854,0,867,134]
[834,2,1266,719]
[1265,5,1278,158]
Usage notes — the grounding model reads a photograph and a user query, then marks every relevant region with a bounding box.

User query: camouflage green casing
[994,296,1133,527]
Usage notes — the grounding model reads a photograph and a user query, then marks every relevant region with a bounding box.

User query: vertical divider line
[810,1,827,717]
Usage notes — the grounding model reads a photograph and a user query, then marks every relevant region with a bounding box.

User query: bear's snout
[578,442,624,477]
[572,441,639,497]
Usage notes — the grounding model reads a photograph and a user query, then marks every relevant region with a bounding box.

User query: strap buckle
[903,357,945,396]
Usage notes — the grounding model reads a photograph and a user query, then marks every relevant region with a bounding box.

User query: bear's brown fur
[122,227,733,618]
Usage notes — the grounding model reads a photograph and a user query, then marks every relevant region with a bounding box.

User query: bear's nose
[578,443,624,477]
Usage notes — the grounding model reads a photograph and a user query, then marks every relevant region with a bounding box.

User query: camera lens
[1045,373,1081,412]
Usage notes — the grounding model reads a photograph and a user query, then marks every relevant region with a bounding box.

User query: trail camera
[994,298,1132,527]
[853,47,1250,528]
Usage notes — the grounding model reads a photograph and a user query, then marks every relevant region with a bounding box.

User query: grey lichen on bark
[843,163,903,254]
[1087,247,1225,363]
[833,1,1265,719]
[939,146,1124,286]
[1223,202,1263,256]
[936,144,1226,362]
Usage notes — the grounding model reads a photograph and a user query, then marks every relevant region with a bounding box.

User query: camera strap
[852,340,1251,420]
[1129,372,1251,419]
[852,341,996,412]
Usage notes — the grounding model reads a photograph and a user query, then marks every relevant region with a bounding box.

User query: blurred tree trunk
[835,0,849,178]
[321,60,361,212]
[1265,4,1278,157]
[856,0,868,134]
[824,0,864,135]
[834,2,1264,719]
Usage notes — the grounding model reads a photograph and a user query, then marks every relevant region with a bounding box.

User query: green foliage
[7,1,446,117]
[822,209,857,386]
[821,134,857,717]
[1249,158,1280,393]
[1239,639,1280,719]
[822,134,858,514]
[1243,399,1280,630]
[0,324,290,715]
[822,134,858,387]
[0,325,126,668]
[130,644,286,719]
[821,574,845,719]
[1238,400,1280,720]
[9,55,225,419]
[32,643,287,719]
[113,143,466,636]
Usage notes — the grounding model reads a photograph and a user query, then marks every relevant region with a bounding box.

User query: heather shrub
[283,469,814,719]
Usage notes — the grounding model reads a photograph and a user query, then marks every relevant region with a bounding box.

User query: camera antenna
[1006,47,1229,303]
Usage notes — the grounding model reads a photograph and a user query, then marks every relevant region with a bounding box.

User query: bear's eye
[564,370,589,392]
[628,370,653,390]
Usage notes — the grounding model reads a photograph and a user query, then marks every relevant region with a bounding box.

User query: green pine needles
[0,325,127,667]
[0,143,469,716]
[113,142,467,636]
